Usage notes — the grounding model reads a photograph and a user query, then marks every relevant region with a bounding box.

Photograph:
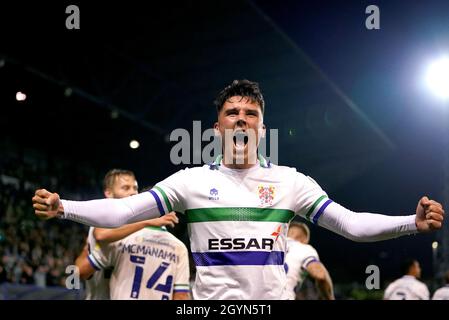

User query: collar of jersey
[209,154,271,170]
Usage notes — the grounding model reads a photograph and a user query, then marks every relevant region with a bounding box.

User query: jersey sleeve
[293,172,417,242]
[293,172,329,224]
[152,168,190,214]
[173,242,191,294]
[299,245,320,271]
[87,242,116,271]
[60,169,189,227]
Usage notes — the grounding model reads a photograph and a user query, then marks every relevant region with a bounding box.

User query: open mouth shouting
[233,131,249,151]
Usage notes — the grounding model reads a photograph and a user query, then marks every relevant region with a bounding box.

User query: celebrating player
[32,80,445,300]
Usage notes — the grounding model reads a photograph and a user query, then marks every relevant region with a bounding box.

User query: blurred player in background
[75,169,178,299]
[432,270,449,300]
[77,223,190,300]
[284,221,334,300]
[383,258,430,300]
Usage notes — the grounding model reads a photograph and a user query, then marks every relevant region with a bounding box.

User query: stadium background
[0,0,448,299]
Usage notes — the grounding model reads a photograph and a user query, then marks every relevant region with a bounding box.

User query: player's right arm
[32,170,186,228]
[32,189,161,227]
[32,187,179,228]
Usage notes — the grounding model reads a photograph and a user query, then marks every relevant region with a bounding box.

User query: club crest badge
[258,185,275,207]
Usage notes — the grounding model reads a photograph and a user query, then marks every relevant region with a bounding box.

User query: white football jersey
[149,155,330,300]
[283,238,320,300]
[88,227,190,300]
[384,275,430,300]
[432,285,449,300]
[84,227,110,300]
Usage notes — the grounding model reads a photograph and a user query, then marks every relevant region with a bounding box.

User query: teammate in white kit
[75,169,178,299]
[79,225,190,300]
[432,270,449,300]
[284,222,334,300]
[383,259,430,300]
[32,80,445,300]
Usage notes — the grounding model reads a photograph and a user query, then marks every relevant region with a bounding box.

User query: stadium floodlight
[16,91,26,101]
[425,56,449,101]
[432,241,439,250]
[129,140,140,149]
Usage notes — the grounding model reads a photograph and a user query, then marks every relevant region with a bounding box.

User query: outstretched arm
[32,189,165,227]
[94,213,179,244]
[313,197,444,242]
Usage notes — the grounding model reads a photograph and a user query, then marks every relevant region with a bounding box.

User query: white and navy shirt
[384,275,430,300]
[432,285,449,300]
[85,227,110,300]
[88,227,190,300]
[62,154,417,300]
[283,238,320,300]
[150,155,330,300]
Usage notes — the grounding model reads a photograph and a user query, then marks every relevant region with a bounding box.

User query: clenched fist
[415,196,445,232]
[32,189,63,220]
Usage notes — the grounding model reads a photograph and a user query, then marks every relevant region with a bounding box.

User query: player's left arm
[173,292,190,300]
[172,244,191,300]
[75,244,96,280]
[81,242,115,280]
[414,197,444,232]
[317,196,444,242]
[306,261,335,300]
[295,174,444,241]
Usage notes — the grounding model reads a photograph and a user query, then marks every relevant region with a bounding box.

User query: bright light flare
[425,56,449,100]
[16,91,26,101]
[129,140,140,149]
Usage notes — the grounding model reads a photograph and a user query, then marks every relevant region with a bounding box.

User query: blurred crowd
[0,140,102,288]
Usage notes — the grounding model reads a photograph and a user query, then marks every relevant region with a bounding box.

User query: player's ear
[104,189,112,198]
[261,123,266,139]
[214,122,221,136]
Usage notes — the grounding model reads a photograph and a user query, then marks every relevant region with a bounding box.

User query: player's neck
[221,153,258,169]
[222,162,257,170]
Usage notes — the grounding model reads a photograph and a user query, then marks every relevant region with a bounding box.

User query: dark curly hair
[214,79,265,115]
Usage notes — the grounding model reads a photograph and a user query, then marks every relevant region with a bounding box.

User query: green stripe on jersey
[154,186,173,212]
[186,207,294,223]
[305,195,327,221]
